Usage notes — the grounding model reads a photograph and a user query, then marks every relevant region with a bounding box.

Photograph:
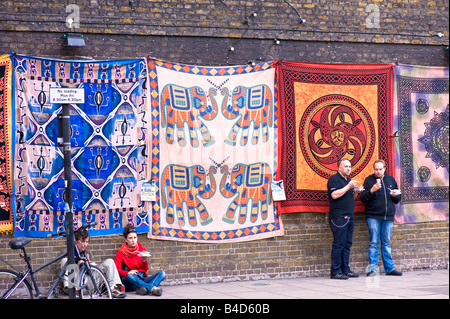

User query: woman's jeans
[329,217,354,276]
[366,218,395,273]
[122,270,166,292]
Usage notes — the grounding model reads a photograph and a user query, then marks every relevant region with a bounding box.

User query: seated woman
[114,224,166,296]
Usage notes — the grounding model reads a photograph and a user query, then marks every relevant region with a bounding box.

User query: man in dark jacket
[360,159,402,277]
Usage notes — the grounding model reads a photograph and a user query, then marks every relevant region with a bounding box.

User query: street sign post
[53,87,85,299]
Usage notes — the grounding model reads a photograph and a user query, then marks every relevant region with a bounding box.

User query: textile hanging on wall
[277,61,394,214]
[147,58,284,242]
[393,64,449,224]
[13,55,150,237]
[0,54,14,236]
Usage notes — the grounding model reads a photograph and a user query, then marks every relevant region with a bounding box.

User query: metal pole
[60,103,75,299]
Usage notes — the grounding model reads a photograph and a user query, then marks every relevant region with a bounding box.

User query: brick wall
[0,0,448,289]
[1,0,448,45]
[1,214,448,288]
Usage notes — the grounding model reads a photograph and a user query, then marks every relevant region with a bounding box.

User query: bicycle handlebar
[46,222,97,238]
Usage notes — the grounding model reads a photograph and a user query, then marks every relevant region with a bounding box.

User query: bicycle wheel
[0,269,33,299]
[78,265,112,299]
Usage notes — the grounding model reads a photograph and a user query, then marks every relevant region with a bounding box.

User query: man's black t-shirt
[327,172,355,219]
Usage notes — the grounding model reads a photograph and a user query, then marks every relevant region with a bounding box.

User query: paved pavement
[127,269,448,299]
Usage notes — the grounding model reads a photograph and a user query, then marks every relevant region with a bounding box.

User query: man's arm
[331,180,358,199]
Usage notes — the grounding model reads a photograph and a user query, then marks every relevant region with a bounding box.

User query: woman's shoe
[151,287,162,296]
[135,287,148,295]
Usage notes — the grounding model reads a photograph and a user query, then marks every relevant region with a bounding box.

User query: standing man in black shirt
[327,158,362,280]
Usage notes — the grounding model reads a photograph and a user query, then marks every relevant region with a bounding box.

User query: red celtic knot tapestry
[277,61,394,214]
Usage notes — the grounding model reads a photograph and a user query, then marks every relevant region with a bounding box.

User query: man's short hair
[373,159,386,168]
[74,227,89,241]
[337,158,351,168]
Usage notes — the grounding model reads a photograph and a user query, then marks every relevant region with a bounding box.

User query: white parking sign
[50,87,85,104]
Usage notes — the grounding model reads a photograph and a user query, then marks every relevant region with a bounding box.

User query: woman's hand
[128,270,139,275]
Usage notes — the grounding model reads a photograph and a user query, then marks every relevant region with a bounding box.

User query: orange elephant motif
[161,164,217,227]
[221,85,273,146]
[219,162,272,224]
[161,84,218,148]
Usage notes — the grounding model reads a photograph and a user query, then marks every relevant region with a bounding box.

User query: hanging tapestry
[0,54,14,236]
[393,64,449,224]
[146,58,284,242]
[277,61,394,214]
[13,55,150,237]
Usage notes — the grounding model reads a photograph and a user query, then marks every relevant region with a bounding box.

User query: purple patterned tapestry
[393,64,449,224]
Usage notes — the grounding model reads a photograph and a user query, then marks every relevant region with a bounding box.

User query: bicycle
[0,222,112,299]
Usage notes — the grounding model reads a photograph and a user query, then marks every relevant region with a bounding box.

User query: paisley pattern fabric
[13,55,150,237]
[393,64,449,224]
[147,58,284,242]
[277,61,394,214]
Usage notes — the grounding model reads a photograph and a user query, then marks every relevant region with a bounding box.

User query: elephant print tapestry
[277,61,394,214]
[0,54,13,236]
[147,58,284,242]
[393,64,449,224]
[13,55,150,237]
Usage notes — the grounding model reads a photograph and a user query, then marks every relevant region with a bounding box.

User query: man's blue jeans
[329,217,354,275]
[122,270,166,292]
[366,218,395,273]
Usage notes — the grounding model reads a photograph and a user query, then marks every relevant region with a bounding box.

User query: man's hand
[348,180,358,188]
[371,182,382,193]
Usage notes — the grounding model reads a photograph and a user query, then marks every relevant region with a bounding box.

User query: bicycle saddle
[9,238,32,249]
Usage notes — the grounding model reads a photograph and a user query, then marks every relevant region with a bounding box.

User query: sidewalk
[128,269,448,299]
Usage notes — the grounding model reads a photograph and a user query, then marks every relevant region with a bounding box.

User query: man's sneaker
[111,287,127,298]
[367,270,377,277]
[61,286,69,295]
[345,272,360,278]
[386,269,403,276]
[330,273,349,280]
[151,287,163,296]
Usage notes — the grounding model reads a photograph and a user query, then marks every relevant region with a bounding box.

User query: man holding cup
[327,158,363,280]
[360,159,402,277]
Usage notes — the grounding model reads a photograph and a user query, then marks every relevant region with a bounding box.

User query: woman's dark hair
[123,224,137,238]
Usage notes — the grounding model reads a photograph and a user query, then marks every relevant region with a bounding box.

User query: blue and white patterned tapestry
[13,55,150,237]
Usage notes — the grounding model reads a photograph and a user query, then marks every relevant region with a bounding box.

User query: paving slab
[123,269,449,300]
